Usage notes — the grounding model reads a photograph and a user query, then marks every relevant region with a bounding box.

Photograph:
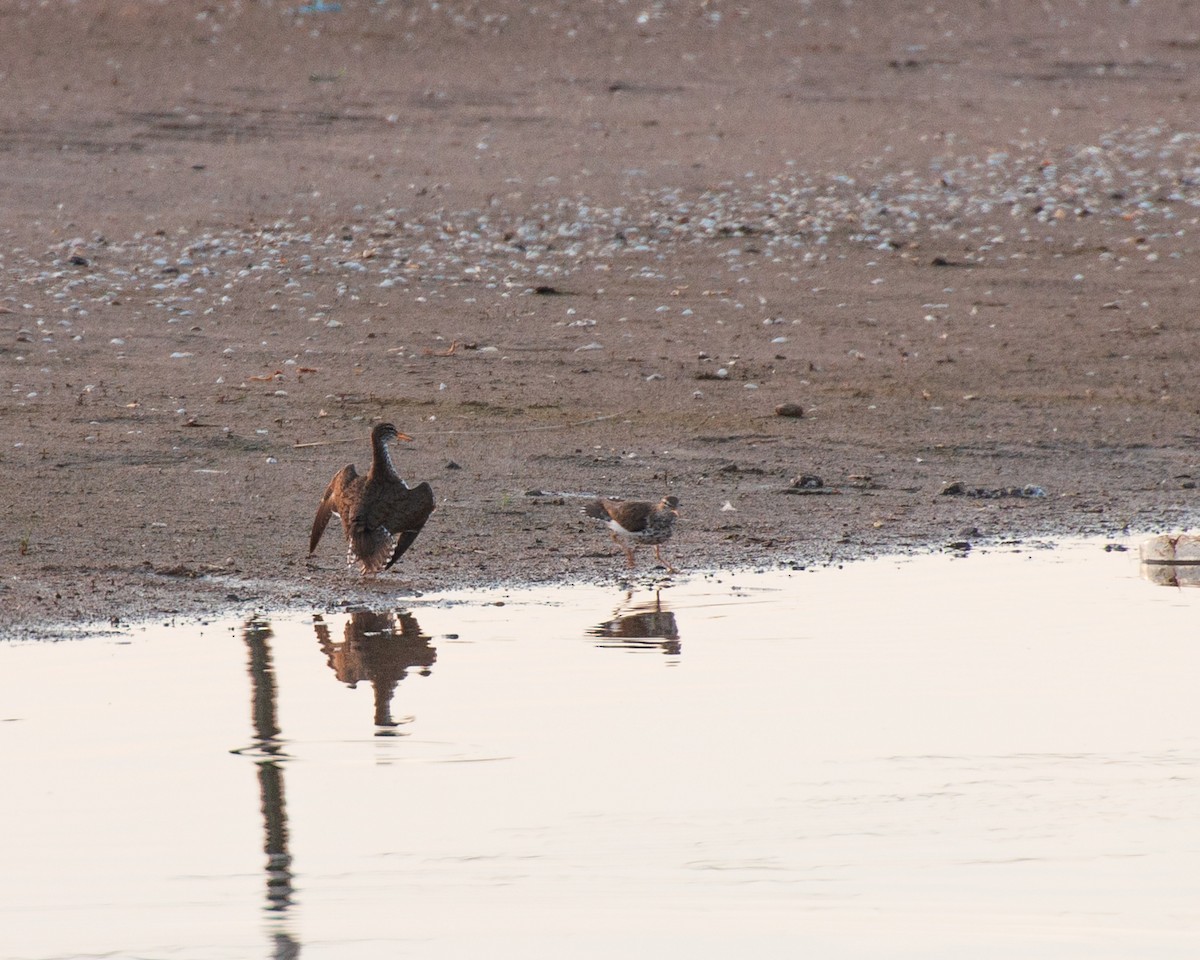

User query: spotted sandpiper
[309,423,436,574]
[584,494,680,572]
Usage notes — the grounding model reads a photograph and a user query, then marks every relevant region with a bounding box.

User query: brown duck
[584,495,680,572]
[309,423,435,574]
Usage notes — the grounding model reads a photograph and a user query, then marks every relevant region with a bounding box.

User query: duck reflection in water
[587,591,681,657]
[313,609,436,732]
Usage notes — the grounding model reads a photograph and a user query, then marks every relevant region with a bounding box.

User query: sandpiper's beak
[394,432,414,442]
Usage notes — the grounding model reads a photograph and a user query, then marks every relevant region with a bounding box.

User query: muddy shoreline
[2,1,1199,638]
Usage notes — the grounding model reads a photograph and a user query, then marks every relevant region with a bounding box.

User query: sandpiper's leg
[654,545,677,574]
[624,547,637,568]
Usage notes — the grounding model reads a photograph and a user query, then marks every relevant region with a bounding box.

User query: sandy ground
[2,0,1199,637]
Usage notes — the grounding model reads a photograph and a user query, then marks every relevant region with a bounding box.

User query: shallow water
[2,541,1199,959]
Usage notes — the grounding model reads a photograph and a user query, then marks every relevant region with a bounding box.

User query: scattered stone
[1140,534,1200,565]
[1140,534,1200,587]
[782,474,831,495]
[158,564,199,578]
[941,482,1046,499]
[774,402,804,418]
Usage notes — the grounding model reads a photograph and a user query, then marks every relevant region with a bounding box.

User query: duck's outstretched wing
[382,481,436,569]
[309,465,357,554]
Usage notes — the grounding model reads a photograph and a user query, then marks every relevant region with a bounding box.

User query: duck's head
[373,422,414,444]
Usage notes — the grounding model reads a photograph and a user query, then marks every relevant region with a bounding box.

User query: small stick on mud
[293,437,363,449]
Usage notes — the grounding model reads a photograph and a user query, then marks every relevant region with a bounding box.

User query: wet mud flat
[2,1,1200,636]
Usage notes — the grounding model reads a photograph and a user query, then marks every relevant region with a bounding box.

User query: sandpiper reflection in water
[313,610,436,733]
[587,591,681,657]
